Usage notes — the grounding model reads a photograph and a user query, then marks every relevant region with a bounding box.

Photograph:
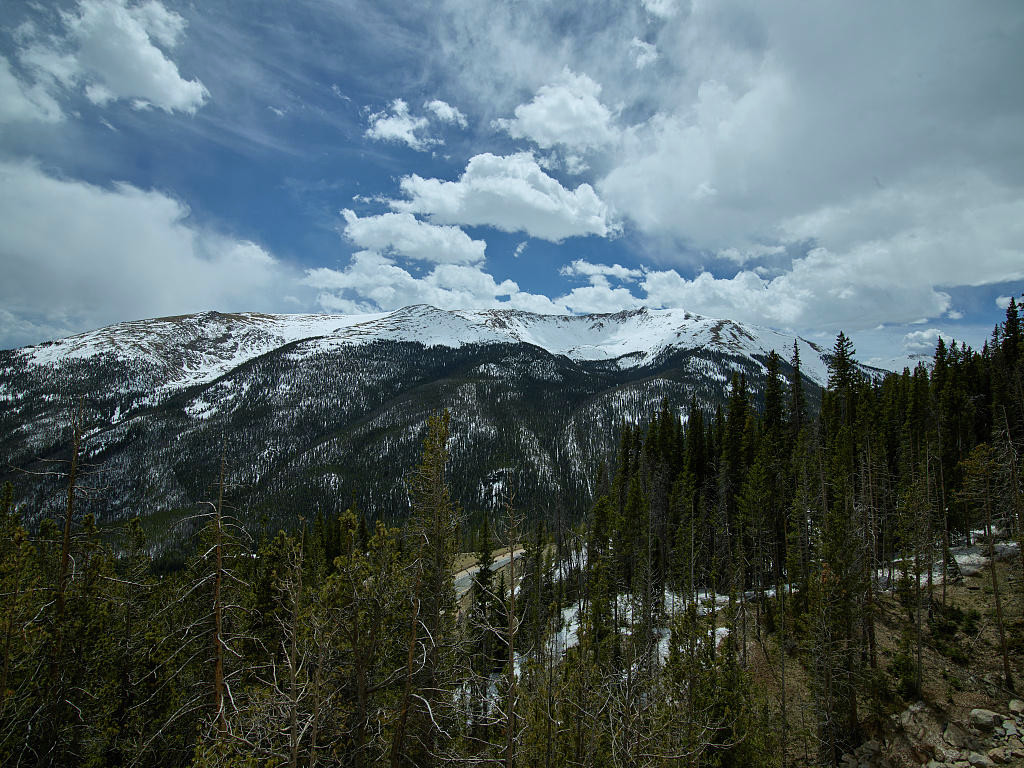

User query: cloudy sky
[1,0,1022,367]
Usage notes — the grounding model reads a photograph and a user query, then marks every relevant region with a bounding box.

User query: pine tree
[390,410,460,766]
[0,484,40,765]
[959,444,1014,691]
[466,514,498,747]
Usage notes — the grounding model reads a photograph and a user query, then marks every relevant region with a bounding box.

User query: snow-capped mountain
[19,304,836,389]
[0,306,868,543]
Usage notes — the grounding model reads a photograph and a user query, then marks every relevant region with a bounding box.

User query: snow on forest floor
[876,533,1019,588]
[545,588,734,668]
[471,531,1021,687]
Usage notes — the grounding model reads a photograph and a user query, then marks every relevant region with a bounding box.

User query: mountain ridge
[13,304,845,388]
[0,305,877,541]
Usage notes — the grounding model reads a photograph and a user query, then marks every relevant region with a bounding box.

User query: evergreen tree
[390,410,460,767]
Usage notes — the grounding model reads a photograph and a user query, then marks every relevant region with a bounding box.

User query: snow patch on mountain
[16,305,837,391]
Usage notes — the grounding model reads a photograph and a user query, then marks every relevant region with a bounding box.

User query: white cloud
[340,209,485,265]
[599,74,793,251]
[304,251,564,316]
[996,296,1012,310]
[560,259,643,283]
[128,0,187,48]
[559,284,643,314]
[365,98,437,150]
[390,152,619,242]
[641,0,678,19]
[717,244,786,264]
[630,38,658,69]
[494,70,619,152]
[554,245,964,335]
[310,195,571,316]
[563,154,588,175]
[513,241,528,258]
[0,55,63,123]
[424,98,467,128]
[20,0,208,115]
[902,328,957,355]
[637,248,954,332]
[428,1,1024,336]
[367,96,470,151]
[0,160,300,348]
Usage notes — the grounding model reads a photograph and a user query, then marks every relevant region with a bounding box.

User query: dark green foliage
[1,305,1023,767]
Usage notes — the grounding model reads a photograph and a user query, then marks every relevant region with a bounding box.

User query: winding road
[453,548,525,597]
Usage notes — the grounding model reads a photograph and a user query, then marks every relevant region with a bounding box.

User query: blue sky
[1,0,1022,368]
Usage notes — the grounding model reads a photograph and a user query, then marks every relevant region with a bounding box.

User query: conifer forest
[2,300,1024,768]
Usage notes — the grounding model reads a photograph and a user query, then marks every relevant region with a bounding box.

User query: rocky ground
[842,699,1024,768]
[836,544,1024,768]
[744,537,1024,768]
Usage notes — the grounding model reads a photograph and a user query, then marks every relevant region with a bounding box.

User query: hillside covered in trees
[0,306,862,542]
[1,299,1023,767]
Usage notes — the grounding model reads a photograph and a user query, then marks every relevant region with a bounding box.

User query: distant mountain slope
[0,306,879,541]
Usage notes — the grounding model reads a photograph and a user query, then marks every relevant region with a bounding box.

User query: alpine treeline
[1,300,1022,767]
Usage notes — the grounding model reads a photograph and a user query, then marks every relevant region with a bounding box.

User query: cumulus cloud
[424,98,467,127]
[902,328,958,355]
[560,259,643,283]
[552,246,964,334]
[428,1,1024,337]
[493,70,619,152]
[640,250,956,332]
[0,160,300,348]
[366,97,467,149]
[559,284,643,314]
[19,0,208,115]
[596,5,1024,287]
[304,252,564,316]
[310,192,572,316]
[390,152,619,242]
[365,98,436,150]
[340,208,485,265]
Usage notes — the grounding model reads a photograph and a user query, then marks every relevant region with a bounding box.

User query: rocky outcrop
[840,700,1024,768]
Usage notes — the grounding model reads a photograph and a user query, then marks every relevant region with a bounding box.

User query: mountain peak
[13,305,855,393]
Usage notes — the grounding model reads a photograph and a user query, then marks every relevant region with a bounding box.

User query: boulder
[912,743,935,763]
[986,747,1009,765]
[945,722,971,748]
[860,739,882,755]
[968,752,995,768]
[1008,700,1024,715]
[970,710,1003,731]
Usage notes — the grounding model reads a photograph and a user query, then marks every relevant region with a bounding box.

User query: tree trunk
[54,400,82,674]
[985,483,1014,692]
[389,574,421,768]
[506,514,518,768]
[288,530,305,768]
[213,447,227,733]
